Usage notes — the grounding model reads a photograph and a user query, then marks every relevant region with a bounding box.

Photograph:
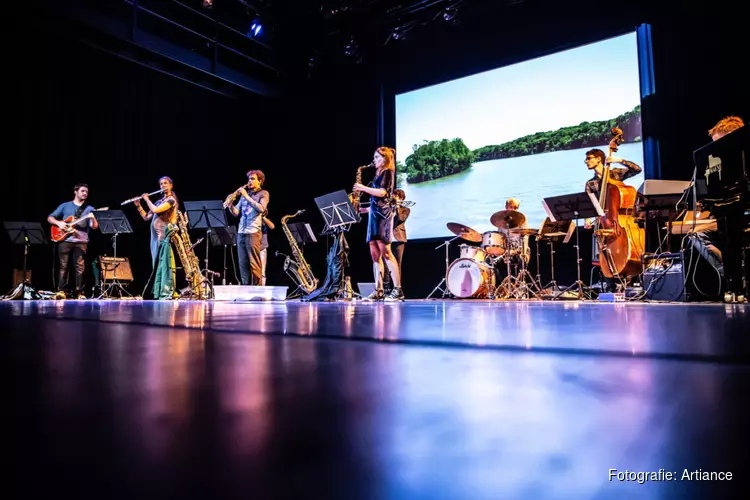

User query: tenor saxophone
[169,210,210,299]
[280,210,318,293]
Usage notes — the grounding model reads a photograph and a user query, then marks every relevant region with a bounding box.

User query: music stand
[535,217,575,293]
[305,191,359,301]
[184,200,226,281]
[3,221,46,299]
[316,190,358,232]
[210,225,237,285]
[95,210,133,298]
[542,192,604,300]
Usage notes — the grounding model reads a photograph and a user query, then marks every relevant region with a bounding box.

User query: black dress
[366,168,395,242]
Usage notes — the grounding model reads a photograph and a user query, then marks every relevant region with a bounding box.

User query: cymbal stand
[495,253,515,299]
[541,237,562,295]
[515,255,542,299]
[426,235,460,299]
[534,235,543,289]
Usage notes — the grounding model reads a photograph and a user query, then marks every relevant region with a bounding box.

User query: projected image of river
[402,142,644,240]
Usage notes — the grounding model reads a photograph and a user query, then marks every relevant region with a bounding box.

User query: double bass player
[583,128,644,292]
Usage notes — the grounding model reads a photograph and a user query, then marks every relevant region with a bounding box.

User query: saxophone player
[353,147,404,301]
[226,170,269,286]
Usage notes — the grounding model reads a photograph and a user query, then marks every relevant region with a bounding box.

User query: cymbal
[446,222,482,242]
[490,210,526,229]
[509,228,538,236]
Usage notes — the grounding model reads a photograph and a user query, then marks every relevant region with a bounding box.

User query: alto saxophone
[349,162,373,221]
[280,210,318,293]
[169,210,210,299]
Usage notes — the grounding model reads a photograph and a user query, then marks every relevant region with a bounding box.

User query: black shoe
[364,289,385,301]
[385,287,405,302]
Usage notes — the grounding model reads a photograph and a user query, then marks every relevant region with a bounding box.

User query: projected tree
[404,138,475,183]
[473,105,642,162]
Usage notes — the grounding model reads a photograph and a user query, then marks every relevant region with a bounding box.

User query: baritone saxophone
[169,210,211,299]
[280,210,318,293]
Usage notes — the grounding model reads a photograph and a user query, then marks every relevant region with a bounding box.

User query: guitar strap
[74,203,88,219]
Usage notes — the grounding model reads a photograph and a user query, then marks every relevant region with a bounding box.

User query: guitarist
[47,183,99,298]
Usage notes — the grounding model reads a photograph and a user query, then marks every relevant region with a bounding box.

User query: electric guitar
[50,207,109,242]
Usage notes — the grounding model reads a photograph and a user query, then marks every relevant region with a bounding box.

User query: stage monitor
[395,32,645,239]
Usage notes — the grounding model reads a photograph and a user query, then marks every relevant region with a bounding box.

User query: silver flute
[121,188,165,205]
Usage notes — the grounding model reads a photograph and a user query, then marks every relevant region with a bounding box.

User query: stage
[3,299,748,499]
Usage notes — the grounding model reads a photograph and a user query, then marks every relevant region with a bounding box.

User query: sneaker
[364,289,385,301]
[384,287,405,302]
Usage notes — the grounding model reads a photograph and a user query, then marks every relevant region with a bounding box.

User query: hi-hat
[446,222,482,242]
[510,228,538,236]
[490,210,526,229]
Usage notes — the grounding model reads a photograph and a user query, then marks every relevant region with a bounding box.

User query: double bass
[594,127,645,278]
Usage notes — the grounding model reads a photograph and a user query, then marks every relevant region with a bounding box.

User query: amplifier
[642,252,687,302]
[99,256,133,281]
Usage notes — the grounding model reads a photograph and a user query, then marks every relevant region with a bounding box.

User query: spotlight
[392,26,406,40]
[344,37,359,57]
[202,0,213,9]
[248,17,262,38]
[442,7,458,22]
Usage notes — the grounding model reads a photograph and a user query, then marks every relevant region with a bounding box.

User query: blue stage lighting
[249,18,262,37]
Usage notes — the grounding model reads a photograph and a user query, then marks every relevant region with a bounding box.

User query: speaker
[642,252,686,301]
[99,256,133,281]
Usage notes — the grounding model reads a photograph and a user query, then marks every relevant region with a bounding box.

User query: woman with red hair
[353,147,404,301]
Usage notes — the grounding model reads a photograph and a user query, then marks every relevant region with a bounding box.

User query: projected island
[395,32,645,240]
[403,105,641,183]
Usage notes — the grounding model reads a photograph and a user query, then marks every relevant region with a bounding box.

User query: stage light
[248,17,262,38]
[442,7,458,22]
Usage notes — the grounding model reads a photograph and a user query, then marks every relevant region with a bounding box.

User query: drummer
[505,198,530,264]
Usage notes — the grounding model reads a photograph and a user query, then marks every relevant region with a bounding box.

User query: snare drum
[481,231,507,256]
[446,258,493,298]
[459,244,487,263]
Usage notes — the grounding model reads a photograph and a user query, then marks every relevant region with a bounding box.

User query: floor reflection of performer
[384,189,410,293]
[353,147,404,301]
[47,183,100,298]
[134,176,179,268]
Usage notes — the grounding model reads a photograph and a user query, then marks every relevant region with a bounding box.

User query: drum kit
[429,210,545,300]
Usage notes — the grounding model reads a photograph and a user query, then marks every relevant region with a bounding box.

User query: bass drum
[446,258,493,298]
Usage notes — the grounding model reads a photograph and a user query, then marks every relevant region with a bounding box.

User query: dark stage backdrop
[5,32,278,294]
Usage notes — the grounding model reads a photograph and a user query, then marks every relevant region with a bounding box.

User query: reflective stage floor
[3,300,749,499]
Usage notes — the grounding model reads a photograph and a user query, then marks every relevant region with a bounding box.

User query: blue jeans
[689,230,723,275]
[237,232,262,285]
